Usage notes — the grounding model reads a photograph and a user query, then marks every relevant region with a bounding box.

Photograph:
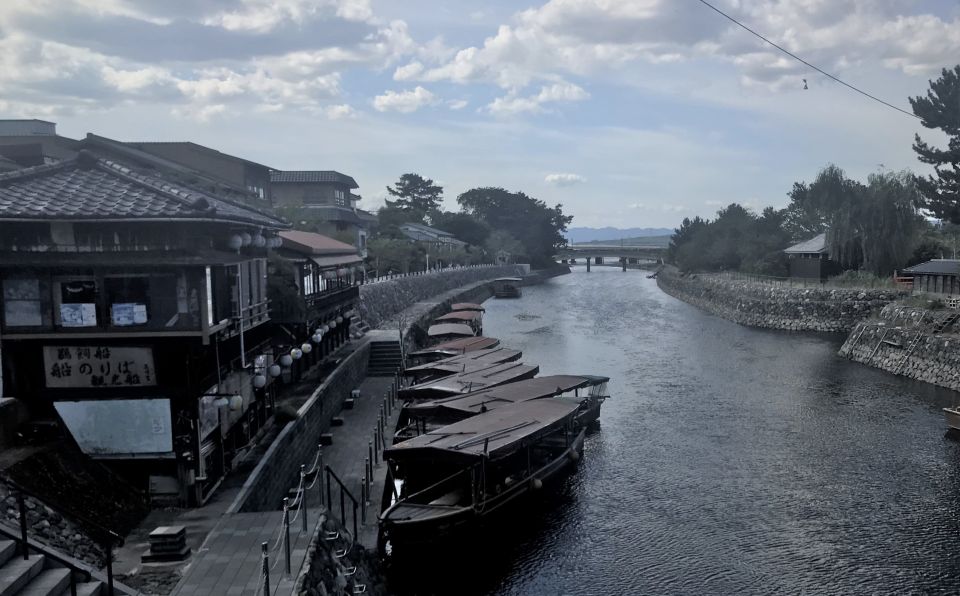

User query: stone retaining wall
[839,304,960,391]
[358,265,528,330]
[657,268,906,332]
[294,515,385,596]
[234,342,370,513]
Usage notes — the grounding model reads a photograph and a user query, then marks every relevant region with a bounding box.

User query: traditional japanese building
[0,149,289,505]
[783,233,839,280]
[902,259,960,294]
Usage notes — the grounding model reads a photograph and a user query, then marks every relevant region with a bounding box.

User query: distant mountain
[576,235,672,248]
[565,227,673,244]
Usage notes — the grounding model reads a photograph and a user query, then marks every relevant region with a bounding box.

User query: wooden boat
[407,336,500,365]
[492,277,523,298]
[434,310,483,334]
[394,374,610,443]
[450,302,485,312]
[404,347,522,384]
[380,399,585,547]
[427,323,476,345]
[944,406,960,431]
[398,361,539,401]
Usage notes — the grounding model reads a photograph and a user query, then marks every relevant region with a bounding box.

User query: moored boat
[434,309,483,334]
[404,347,522,384]
[427,323,476,345]
[407,336,500,365]
[450,302,485,312]
[380,398,585,547]
[944,406,960,431]
[398,360,539,401]
[395,374,609,443]
[492,277,523,298]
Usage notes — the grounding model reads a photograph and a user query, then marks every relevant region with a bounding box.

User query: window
[57,278,98,327]
[3,278,48,327]
[334,189,346,206]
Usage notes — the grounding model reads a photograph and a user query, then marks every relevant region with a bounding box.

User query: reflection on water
[388,268,960,595]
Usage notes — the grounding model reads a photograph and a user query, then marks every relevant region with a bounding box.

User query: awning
[311,255,364,268]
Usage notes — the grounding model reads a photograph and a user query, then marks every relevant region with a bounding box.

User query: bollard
[361,474,367,524]
[318,448,325,508]
[261,542,270,596]
[282,498,292,577]
[373,430,379,464]
[325,468,332,511]
[300,465,308,534]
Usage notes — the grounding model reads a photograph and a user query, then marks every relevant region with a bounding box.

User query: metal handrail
[0,475,122,595]
[324,466,359,540]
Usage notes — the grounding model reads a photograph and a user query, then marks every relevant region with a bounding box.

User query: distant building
[784,233,839,279]
[398,223,468,253]
[270,171,376,254]
[0,120,79,168]
[124,141,274,204]
[0,149,289,506]
[0,119,57,136]
[902,259,960,294]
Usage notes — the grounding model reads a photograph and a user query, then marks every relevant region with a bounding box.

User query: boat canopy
[493,277,523,282]
[399,361,539,400]
[385,398,580,464]
[427,323,475,338]
[450,302,485,312]
[405,374,607,418]
[434,310,482,323]
[405,347,521,375]
[408,336,500,358]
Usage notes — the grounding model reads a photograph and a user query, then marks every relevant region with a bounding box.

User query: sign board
[54,398,173,456]
[43,346,157,389]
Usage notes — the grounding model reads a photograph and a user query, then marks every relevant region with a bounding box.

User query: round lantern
[322,325,330,333]
[253,234,266,248]
[229,395,244,411]
[328,319,337,329]
[253,374,267,389]
[268,364,282,377]
[279,354,293,367]
[301,342,312,354]
[241,232,252,247]
[312,332,322,343]
[228,234,243,250]
[336,316,344,324]
[291,348,303,360]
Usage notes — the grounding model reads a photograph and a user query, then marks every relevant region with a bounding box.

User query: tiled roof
[784,233,827,254]
[270,170,359,188]
[279,230,358,255]
[903,259,960,275]
[0,151,287,227]
[125,141,273,171]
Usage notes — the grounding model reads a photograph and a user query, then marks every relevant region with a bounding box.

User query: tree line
[369,173,572,273]
[669,65,960,279]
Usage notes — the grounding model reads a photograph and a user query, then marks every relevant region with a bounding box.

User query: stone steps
[0,539,104,596]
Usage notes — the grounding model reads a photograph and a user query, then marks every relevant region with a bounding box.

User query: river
[388,267,960,595]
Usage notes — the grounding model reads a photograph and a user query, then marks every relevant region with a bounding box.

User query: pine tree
[910,65,960,222]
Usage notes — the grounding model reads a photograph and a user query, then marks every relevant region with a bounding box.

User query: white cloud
[488,81,589,115]
[448,99,468,110]
[373,86,436,113]
[325,103,357,119]
[205,0,374,32]
[393,61,425,81]
[545,172,586,186]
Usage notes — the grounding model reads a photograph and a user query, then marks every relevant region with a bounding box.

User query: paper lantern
[253,374,267,389]
[241,232,252,247]
[268,364,282,377]
[253,234,266,248]
[291,348,303,360]
[301,342,312,354]
[328,319,337,329]
[279,354,293,367]
[312,333,322,343]
[228,234,243,250]
[229,395,244,411]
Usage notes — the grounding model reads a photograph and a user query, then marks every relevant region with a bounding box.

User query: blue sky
[1,0,957,228]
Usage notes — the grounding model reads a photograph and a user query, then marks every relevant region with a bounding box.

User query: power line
[695,0,920,119]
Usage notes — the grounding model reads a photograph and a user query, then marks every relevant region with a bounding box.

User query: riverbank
[656,267,905,332]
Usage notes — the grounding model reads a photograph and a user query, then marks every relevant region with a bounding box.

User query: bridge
[556,243,666,270]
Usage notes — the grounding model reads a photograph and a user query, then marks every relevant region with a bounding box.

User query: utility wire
[695,0,920,119]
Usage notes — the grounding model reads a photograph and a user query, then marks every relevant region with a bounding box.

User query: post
[16,492,28,560]
[300,465,308,534]
[105,542,114,596]
[361,475,367,524]
[365,457,371,496]
[318,448,325,507]
[353,502,358,540]
[325,468,332,511]
[340,489,346,527]
[368,441,374,470]
[282,498,292,577]
[586,258,591,272]
[373,431,379,464]
[261,542,270,596]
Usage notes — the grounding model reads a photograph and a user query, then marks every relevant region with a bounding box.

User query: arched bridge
[556,244,666,268]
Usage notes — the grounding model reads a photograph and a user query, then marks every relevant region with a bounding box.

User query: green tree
[366,237,423,274]
[485,230,525,259]
[386,173,444,223]
[431,211,491,246]
[910,65,960,222]
[457,187,572,268]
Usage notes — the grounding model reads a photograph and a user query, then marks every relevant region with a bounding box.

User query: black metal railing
[0,476,122,596]
[324,466,359,540]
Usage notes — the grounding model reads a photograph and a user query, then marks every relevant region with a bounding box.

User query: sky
[1,0,958,229]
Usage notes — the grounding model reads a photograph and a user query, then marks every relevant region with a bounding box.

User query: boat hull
[382,429,586,548]
[944,407,960,431]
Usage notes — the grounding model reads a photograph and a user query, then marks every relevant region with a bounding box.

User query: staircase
[933,312,960,333]
[0,538,104,596]
[367,340,403,376]
[350,313,369,340]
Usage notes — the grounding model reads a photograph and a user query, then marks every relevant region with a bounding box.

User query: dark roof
[405,348,521,375]
[0,249,251,268]
[399,361,539,399]
[279,230,358,255]
[408,336,500,357]
[784,233,827,254]
[270,171,359,188]
[450,303,485,312]
[125,141,273,171]
[0,151,287,227]
[434,310,482,323]
[903,259,960,275]
[290,205,365,225]
[427,323,475,337]
[386,399,579,463]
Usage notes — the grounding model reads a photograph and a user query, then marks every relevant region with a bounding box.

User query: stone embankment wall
[839,304,960,391]
[234,342,370,513]
[657,268,906,332]
[359,264,529,330]
[295,515,386,596]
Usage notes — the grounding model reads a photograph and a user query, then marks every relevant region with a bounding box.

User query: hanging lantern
[268,364,282,377]
[337,268,347,277]
[328,319,337,329]
[241,232,252,247]
[301,342,312,354]
[336,316,344,324]
[253,374,267,389]
[312,332,322,343]
[279,354,293,367]
[229,395,244,411]
[253,233,266,248]
[228,234,243,250]
[291,348,303,360]
[321,325,330,333]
